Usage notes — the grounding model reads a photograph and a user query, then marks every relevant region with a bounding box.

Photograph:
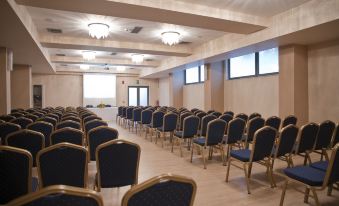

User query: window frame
[184,65,205,85]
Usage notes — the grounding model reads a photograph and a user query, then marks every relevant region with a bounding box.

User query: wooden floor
[85,122,338,206]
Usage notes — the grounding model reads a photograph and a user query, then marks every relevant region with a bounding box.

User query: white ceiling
[177,0,310,17]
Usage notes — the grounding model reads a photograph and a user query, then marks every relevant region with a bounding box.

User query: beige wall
[308,40,339,123]
[11,65,32,109]
[183,83,204,110]
[158,77,170,106]
[0,48,11,114]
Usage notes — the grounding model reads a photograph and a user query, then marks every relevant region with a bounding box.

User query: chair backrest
[51,128,84,146]
[297,123,319,153]
[235,113,248,123]
[83,115,101,125]
[122,174,197,206]
[251,126,277,162]
[249,112,261,120]
[85,120,108,134]
[122,107,127,117]
[6,129,44,167]
[0,146,32,204]
[151,111,165,128]
[205,119,226,146]
[225,118,246,144]
[32,111,44,118]
[324,143,339,186]
[24,114,39,122]
[10,117,33,129]
[126,107,134,119]
[141,110,152,124]
[196,112,207,119]
[182,116,200,138]
[207,110,215,114]
[162,113,178,132]
[333,123,339,147]
[314,120,336,150]
[265,116,281,131]
[200,115,217,137]
[282,115,297,127]
[0,122,21,145]
[246,117,265,143]
[10,112,25,118]
[219,114,233,134]
[179,112,192,130]
[223,111,234,117]
[38,116,57,128]
[191,108,199,113]
[56,120,81,130]
[0,115,16,122]
[96,140,140,189]
[37,143,88,188]
[61,116,81,123]
[275,125,299,157]
[46,113,59,122]
[7,185,103,206]
[118,106,123,116]
[132,108,142,121]
[211,111,222,117]
[27,121,54,147]
[88,126,119,161]
[81,112,94,120]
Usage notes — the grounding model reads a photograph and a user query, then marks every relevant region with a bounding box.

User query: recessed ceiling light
[131,54,144,64]
[80,65,90,70]
[88,23,110,39]
[82,51,96,61]
[161,31,180,46]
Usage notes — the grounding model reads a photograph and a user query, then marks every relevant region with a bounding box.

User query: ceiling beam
[15,0,268,34]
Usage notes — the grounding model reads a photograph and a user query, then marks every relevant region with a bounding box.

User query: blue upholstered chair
[0,115,16,122]
[265,116,281,131]
[121,174,197,206]
[145,111,164,141]
[116,106,123,124]
[226,126,277,194]
[243,117,265,148]
[223,111,234,117]
[279,143,339,206]
[235,113,249,123]
[10,117,33,129]
[211,111,222,117]
[24,114,39,122]
[50,127,84,146]
[38,116,57,128]
[10,112,25,118]
[156,113,178,147]
[137,109,152,136]
[125,107,134,129]
[32,111,44,118]
[37,143,88,188]
[219,114,233,134]
[56,120,81,130]
[131,108,142,133]
[295,123,319,165]
[0,122,21,145]
[223,118,246,164]
[248,112,261,120]
[84,119,108,135]
[61,115,81,123]
[282,115,297,128]
[314,120,336,160]
[178,112,193,131]
[199,114,217,137]
[83,115,102,128]
[88,126,118,161]
[191,119,226,169]
[27,121,54,147]
[95,139,140,192]
[332,123,339,147]
[45,113,59,122]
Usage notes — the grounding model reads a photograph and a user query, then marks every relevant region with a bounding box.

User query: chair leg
[327,184,333,196]
[243,163,251,194]
[171,137,175,153]
[267,159,276,188]
[180,139,183,157]
[202,146,207,169]
[248,162,253,178]
[304,188,310,203]
[310,188,320,206]
[225,158,232,182]
[190,143,194,163]
[279,180,288,206]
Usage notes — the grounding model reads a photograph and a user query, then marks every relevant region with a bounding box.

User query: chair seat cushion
[310,161,328,172]
[193,137,206,146]
[174,131,183,138]
[230,149,251,162]
[283,166,325,186]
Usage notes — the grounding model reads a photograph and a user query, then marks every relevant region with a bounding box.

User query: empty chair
[121,174,197,206]
[314,120,336,160]
[207,110,215,114]
[38,116,57,128]
[172,115,200,157]
[116,106,123,123]
[282,115,297,128]
[50,127,84,146]
[223,111,234,117]
[37,143,88,188]
[295,123,320,165]
[61,115,81,123]
[125,107,134,129]
[137,109,152,135]
[24,114,39,122]
[46,113,59,122]
[235,113,248,123]
[8,185,103,206]
[211,111,222,117]
[191,108,199,113]
[191,119,226,169]
[178,112,193,131]
[95,140,140,191]
[0,115,16,122]
[6,129,45,167]
[85,120,108,134]
[131,108,142,133]
[83,115,101,127]
[88,126,119,161]
[56,120,81,130]
[199,115,217,137]
[32,111,44,118]
[248,112,261,120]
[11,108,24,113]
[265,116,281,131]
[0,146,35,204]
[27,121,54,147]
[0,122,21,145]
[120,107,127,125]
[332,123,339,147]
[243,117,265,147]
[156,113,178,147]
[223,118,246,163]
[145,111,164,141]
[219,114,233,134]
[10,112,25,118]
[226,126,277,194]
[10,117,33,129]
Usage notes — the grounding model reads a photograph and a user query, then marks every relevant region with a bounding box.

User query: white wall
[159,77,170,106]
[183,83,204,110]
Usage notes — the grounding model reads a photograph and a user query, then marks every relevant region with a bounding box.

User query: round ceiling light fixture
[161,31,180,46]
[88,23,110,39]
[82,51,96,61]
[116,66,126,72]
[131,54,144,64]
[80,65,90,70]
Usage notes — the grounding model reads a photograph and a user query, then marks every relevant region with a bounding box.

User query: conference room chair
[7,185,103,206]
[10,117,33,129]
[38,116,57,128]
[24,114,39,122]
[120,107,127,125]
[235,113,249,123]
[95,139,140,192]
[271,125,299,169]
[223,111,234,117]
[88,126,118,161]
[191,119,226,169]
[131,107,142,133]
[125,107,134,129]
[248,112,261,120]
[32,111,44,118]
[116,106,123,124]
[25,108,36,113]
[207,109,215,114]
[0,122,21,145]
[84,119,108,135]
[193,110,203,115]
[45,113,60,122]
[332,123,339,147]
[0,146,36,204]
[0,114,16,122]
[178,112,193,131]
[61,115,81,123]
[83,115,102,127]
[226,126,277,194]
[10,112,25,118]
[265,116,282,131]
[295,123,320,165]
[54,111,63,119]
[314,120,336,160]
[279,143,339,206]
[191,108,199,113]
[199,114,217,137]
[172,115,200,157]
[243,117,265,148]
[11,108,24,113]
[6,129,45,167]
[81,112,95,122]
[282,115,298,128]
[137,109,152,136]
[219,114,233,134]
[156,113,178,147]
[121,174,197,206]
[145,111,164,141]
[50,127,84,146]
[27,121,54,147]
[37,143,88,188]
[211,111,222,117]
[56,120,81,130]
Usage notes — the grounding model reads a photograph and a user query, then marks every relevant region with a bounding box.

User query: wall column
[169,71,184,108]
[0,48,12,114]
[11,64,32,109]
[279,45,308,125]
[204,62,224,112]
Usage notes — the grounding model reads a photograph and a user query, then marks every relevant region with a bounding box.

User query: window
[185,65,205,84]
[128,86,149,106]
[259,48,279,74]
[229,53,255,78]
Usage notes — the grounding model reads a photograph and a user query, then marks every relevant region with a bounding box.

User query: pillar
[11,64,32,109]
[0,48,12,114]
[169,71,184,108]
[204,62,224,112]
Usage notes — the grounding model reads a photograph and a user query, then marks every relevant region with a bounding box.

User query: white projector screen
[83,74,116,107]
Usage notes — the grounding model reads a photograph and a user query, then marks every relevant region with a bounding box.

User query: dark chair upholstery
[56,120,81,130]
[122,174,197,206]
[145,111,164,140]
[32,112,44,118]
[27,121,54,147]
[235,113,248,123]
[314,120,336,159]
[0,146,33,204]
[10,112,25,118]
[51,128,84,146]
[243,117,265,147]
[0,122,21,145]
[223,118,246,163]
[211,111,222,117]
[7,185,103,206]
[265,116,281,131]
[83,115,102,126]
[131,108,142,132]
[199,115,217,137]
[178,112,192,131]
[223,111,234,117]
[37,143,88,188]
[248,113,261,120]
[0,115,16,122]
[282,115,297,127]
[46,113,59,122]
[219,114,233,131]
[38,116,57,128]
[156,113,178,146]
[24,114,39,122]
[85,120,108,134]
[10,117,33,129]
[191,108,199,113]
[95,140,140,191]
[61,116,81,123]
[88,126,119,161]
[116,106,123,123]
[332,123,339,147]
[138,109,152,134]
[207,110,215,114]
[296,123,320,165]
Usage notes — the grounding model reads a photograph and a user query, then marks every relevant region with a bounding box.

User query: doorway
[33,85,43,108]
[128,86,149,106]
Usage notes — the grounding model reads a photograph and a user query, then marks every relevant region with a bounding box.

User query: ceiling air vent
[60,64,68,67]
[47,28,63,34]
[179,41,192,45]
[56,53,66,56]
[125,27,143,34]
[145,59,154,62]
[111,52,117,56]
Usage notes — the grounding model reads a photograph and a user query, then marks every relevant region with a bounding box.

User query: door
[33,85,42,108]
[128,86,149,106]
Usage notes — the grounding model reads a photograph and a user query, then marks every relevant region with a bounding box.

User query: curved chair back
[205,119,226,146]
[200,115,217,137]
[56,120,81,130]
[38,116,57,128]
[275,125,299,157]
[122,107,127,118]
[61,116,81,123]
[88,126,119,161]
[141,109,152,124]
[0,115,16,122]
[8,185,103,206]
[326,143,339,185]
[46,113,59,122]
[85,120,108,134]
[96,140,140,191]
[219,114,233,134]
[122,174,197,206]
[126,107,134,120]
[182,116,200,138]
[51,128,84,146]
[179,112,193,131]
[296,123,319,153]
[0,146,32,204]
[32,112,44,118]
[225,118,246,144]
[0,122,21,145]
[162,113,178,132]
[6,129,44,167]
[37,143,88,188]
[83,115,101,126]
[81,112,94,120]
[211,111,222,117]
[10,112,25,118]
[27,121,54,147]
[207,110,215,114]
[191,108,199,113]
[282,115,297,127]
[150,111,165,128]
[314,120,336,150]
[24,114,39,122]
[235,113,248,123]
[265,116,281,131]
[11,108,24,113]
[223,111,234,117]
[248,112,261,120]
[132,108,142,122]
[10,117,33,129]
[251,126,277,162]
[333,124,339,147]
[245,117,265,144]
